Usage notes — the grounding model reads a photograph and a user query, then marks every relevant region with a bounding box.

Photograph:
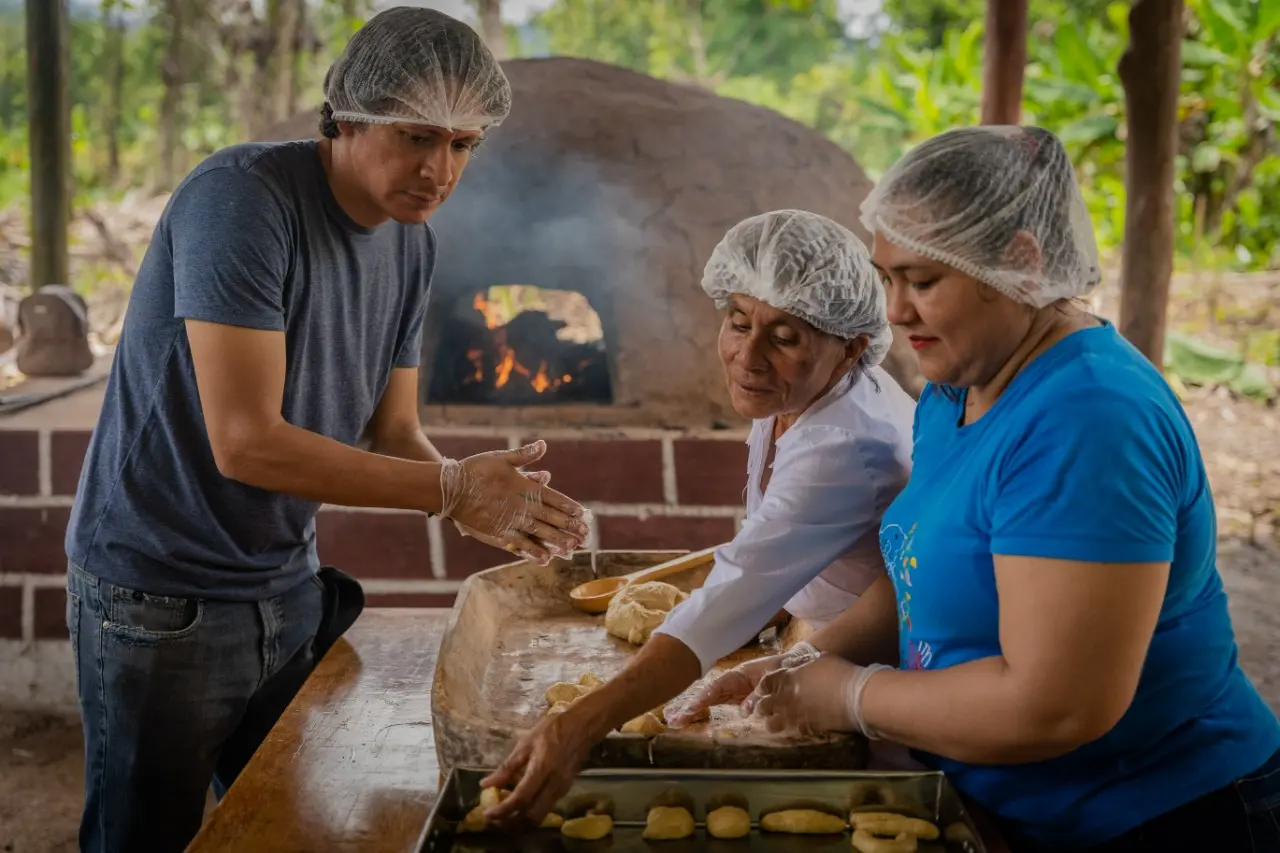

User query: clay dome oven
[260,57,921,429]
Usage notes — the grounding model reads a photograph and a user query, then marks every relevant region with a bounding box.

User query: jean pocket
[1235,750,1280,851]
[102,583,203,644]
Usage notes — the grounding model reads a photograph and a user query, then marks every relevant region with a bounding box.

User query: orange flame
[462,292,587,396]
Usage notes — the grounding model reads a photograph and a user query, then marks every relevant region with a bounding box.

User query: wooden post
[25,0,72,291]
[477,0,504,61]
[981,0,1028,125]
[1117,0,1183,365]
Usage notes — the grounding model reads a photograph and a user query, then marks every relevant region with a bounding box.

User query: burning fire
[467,293,576,395]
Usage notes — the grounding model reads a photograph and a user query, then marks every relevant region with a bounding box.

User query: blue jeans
[1008,746,1280,853]
[66,561,325,853]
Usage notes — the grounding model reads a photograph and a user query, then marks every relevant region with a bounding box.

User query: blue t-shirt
[878,322,1280,850]
[65,141,435,601]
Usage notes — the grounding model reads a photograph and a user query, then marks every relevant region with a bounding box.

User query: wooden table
[187,608,449,853]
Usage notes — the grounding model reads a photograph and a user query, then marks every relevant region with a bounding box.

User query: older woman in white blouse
[482,209,916,827]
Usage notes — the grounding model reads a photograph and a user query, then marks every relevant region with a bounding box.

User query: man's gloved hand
[454,469,569,565]
[665,641,820,728]
[440,441,590,562]
[748,653,892,737]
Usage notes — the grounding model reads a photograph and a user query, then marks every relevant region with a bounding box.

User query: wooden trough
[430,549,869,773]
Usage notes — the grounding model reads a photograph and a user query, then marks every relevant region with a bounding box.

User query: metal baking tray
[418,767,988,853]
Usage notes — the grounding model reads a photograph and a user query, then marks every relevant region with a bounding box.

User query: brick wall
[0,425,750,642]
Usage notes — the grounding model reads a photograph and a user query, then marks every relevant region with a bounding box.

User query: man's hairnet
[701,210,893,366]
[859,125,1101,308]
[324,7,512,132]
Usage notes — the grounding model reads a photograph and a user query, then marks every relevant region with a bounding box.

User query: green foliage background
[0,0,1277,272]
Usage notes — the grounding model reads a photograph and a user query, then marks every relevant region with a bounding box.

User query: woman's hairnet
[859,125,1101,308]
[701,209,893,367]
[324,7,512,132]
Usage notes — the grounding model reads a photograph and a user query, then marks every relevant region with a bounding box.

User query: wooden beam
[981,0,1028,125]
[24,0,72,292]
[1117,0,1183,365]
[477,0,504,61]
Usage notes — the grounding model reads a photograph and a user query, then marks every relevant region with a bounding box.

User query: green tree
[528,0,847,88]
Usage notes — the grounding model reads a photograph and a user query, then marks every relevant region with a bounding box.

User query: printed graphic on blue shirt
[880,521,932,671]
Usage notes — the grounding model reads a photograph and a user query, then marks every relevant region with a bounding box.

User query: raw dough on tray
[642,806,696,840]
[706,805,751,839]
[604,581,688,645]
[760,809,846,834]
[561,814,614,840]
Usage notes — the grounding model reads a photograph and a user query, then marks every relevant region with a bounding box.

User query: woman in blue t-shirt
[681,126,1280,852]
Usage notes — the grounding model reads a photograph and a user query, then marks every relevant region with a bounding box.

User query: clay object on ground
[16,284,93,377]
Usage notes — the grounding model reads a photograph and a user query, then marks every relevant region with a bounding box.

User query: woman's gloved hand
[748,653,892,737]
[665,641,821,728]
[440,441,590,562]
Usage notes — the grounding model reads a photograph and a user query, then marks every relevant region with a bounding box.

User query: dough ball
[604,582,688,645]
[457,805,488,833]
[546,682,589,705]
[478,787,508,809]
[561,814,614,840]
[850,813,938,841]
[540,812,565,829]
[546,700,573,716]
[642,806,695,840]
[759,809,846,834]
[944,822,974,843]
[706,806,751,839]
[620,711,667,736]
[578,672,604,688]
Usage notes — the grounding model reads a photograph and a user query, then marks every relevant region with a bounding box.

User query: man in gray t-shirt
[62,9,589,852]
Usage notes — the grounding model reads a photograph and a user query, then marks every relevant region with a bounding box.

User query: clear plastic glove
[749,653,892,737]
[440,441,590,561]
[480,701,597,829]
[454,469,563,565]
[664,642,818,728]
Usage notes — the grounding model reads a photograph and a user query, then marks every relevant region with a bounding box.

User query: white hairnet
[859,125,1101,308]
[701,210,892,366]
[324,7,511,132]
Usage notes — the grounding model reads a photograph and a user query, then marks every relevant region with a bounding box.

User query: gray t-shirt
[65,140,435,601]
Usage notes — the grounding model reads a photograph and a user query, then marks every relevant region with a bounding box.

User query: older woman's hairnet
[701,210,893,367]
[859,126,1101,309]
[324,7,511,132]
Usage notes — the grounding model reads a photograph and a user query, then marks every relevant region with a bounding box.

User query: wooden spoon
[569,545,721,614]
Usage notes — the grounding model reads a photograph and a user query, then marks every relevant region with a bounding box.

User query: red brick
[0,430,39,496]
[0,587,21,639]
[439,521,518,579]
[50,430,92,496]
[0,507,71,574]
[518,438,663,503]
[315,510,430,580]
[596,515,736,551]
[427,435,510,460]
[33,587,67,639]
[364,592,457,609]
[673,439,749,506]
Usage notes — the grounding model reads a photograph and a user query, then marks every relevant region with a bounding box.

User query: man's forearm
[371,427,445,464]
[809,574,900,666]
[575,635,703,740]
[220,420,443,513]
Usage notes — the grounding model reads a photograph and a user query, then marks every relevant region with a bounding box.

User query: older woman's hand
[748,653,889,737]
